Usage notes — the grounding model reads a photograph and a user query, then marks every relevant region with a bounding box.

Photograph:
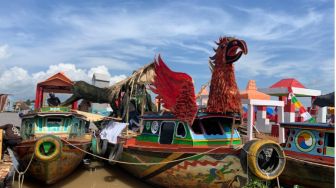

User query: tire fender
[241,139,286,180]
[34,135,62,162]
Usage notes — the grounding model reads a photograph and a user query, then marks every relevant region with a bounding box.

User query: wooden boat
[279,122,334,188]
[108,112,286,188]
[14,107,92,184]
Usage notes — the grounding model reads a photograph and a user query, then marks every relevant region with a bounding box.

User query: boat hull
[280,157,334,188]
[15,140,90,184]
[118,147,249,188]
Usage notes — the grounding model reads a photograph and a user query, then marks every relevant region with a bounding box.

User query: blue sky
[0,0,334,101]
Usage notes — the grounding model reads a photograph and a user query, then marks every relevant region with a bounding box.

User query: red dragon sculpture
[206,37,248,114]
[151,37,247,125]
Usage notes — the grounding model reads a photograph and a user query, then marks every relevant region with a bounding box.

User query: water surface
[13,161,153,188]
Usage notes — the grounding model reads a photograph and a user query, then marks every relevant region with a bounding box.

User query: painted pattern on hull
[120,150,247,188]
[149,155,247,188]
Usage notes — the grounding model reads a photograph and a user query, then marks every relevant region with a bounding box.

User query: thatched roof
[107,62,156,98]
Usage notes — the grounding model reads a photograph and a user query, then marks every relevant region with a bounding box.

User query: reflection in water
[13,161,153,188]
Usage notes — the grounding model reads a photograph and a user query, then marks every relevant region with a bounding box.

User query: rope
[12,152,35,188]
[286,155,334,168]
[60,138,234,166]
[277,177,280,188]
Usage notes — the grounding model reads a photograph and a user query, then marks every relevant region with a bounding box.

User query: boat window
[191,119,203,134]
[63,119,68,132]
[47,118,62,132]
[176,123,186,138]
[26,122,33,135]
[80,120,86,135]
[73,123,79,133]
[201,118,224,135]
[159,121,175,144]
[325,133,334,147]
[219,118,233,133]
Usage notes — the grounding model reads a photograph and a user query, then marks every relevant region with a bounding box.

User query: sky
[0,0,334,101]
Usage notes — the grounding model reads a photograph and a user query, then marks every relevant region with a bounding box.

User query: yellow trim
[174,137,241,142]
[140,152,184,178]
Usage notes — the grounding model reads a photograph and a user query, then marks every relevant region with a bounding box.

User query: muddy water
[13,161,153,188]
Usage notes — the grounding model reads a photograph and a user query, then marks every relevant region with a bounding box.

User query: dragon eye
[220,45,225,49]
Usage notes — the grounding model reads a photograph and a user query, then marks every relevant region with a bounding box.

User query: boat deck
[0,154,12,183]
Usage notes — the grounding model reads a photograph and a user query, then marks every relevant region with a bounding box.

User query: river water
[13,161,153,188]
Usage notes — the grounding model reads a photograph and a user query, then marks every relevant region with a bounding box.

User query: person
[47,92,61,106]
[0,124,22,153]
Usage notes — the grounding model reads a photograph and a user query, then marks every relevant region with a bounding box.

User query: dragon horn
[209,55,216,60]
[213,47,217,52]
[208,60,214,72]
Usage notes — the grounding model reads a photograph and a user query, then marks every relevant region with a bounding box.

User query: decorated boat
[14,107,92,184]
[77,37,286,187]
[112,111,286,188]
[279,122,334,188]
[12,73,98,184]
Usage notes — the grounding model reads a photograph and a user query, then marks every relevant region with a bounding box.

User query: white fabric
[100,121,127,144]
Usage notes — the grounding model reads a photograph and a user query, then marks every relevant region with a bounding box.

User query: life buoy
[34,135,62,162]
[108,143,123,164]
[241,140,286,180]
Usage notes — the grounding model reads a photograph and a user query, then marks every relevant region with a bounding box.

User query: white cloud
[88,65,110,79]
[0,44,11,60]
[0,64,126,99]
[81,57,138,71]
[110,75,127,85]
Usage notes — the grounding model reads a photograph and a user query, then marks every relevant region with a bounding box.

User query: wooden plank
[0,129,2,161]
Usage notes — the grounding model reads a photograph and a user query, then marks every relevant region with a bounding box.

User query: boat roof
[21,109,111,122]
[141,112,240,121]
[22,111,86,119]
[280,122,334,131]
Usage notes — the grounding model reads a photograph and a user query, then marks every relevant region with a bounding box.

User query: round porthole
[151,121,159,134]
[295,130,315,152]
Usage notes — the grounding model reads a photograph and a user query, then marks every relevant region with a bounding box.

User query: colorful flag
[288,89,315,123]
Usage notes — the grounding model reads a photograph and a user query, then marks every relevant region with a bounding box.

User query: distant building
[14,101,30,114]
[0,94,11,112]
[196,88,209,109]
[92,73,110,88]
[91,73,112,116]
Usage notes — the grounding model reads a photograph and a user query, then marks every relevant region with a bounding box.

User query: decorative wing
[151,55,197,125]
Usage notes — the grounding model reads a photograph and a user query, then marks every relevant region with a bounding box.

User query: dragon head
[210,37,248,66]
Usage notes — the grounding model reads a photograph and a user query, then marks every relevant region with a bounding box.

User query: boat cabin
[136,113,242,146]
[20,107,89,140]
[281,122,334,164]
